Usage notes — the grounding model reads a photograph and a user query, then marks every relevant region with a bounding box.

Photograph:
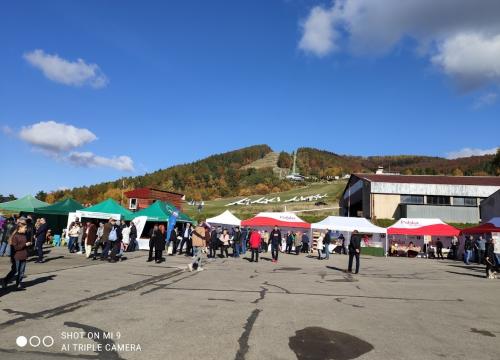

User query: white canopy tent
[76,210,122,221]
[312,216,387,254]
[206,210,241,227]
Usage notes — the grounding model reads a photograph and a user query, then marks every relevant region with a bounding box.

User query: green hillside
[184,181,347,223]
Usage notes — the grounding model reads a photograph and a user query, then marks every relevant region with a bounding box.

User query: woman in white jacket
[317,233,325,260]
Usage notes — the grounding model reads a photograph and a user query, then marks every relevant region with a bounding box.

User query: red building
[124,187,184,211]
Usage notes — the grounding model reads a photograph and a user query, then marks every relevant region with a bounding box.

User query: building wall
[403,204,480,223]
[370,182,499,198]
[372,193,401,219]
[480,190,500,221]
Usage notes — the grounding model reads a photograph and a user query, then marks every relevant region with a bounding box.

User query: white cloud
[298,0,500,89]
[446,147,498,159]
[432,33,500,90]
[67,152,135,171]
[298,6,339,56]
[19,121,97,153]
[24,49,108,88]
[473,92,498,109]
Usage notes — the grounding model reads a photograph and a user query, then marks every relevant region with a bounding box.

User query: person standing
[436,238,444,260]
[317,233,325,260]
[34,218,48,263]
[108,220,123,263]
[270,225,282,263]
[476,236,486,264]
[464,236,473,265]
[208,226,218,258]
[179,223,192,256]
[485,238,497,279]
[121,222,131,251]
[219,228,230,258]
[68,222,80,253]
[100,219,115,260]
[127,221,138,252]
[147,224,159,262]
[153,224,166,263]
[262,230,269,253]
[348,230,361,274]
[294,232,303,255]
[241,227,249,255]
[249,229,261,262]
[323,229,332,260]
[85,222,98,259]
[0,218,15,256]
[1,219,32,290]
[301,232,310,253]
[450,236,459,260]
[285,231,293,254]
[188,223,206,271]
[232,226,242,258]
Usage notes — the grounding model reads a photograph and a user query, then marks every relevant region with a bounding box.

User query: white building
[340,174,500,223]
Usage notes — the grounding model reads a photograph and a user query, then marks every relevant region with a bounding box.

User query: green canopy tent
[34,198,84,235]
[0,195,48,213]
[34,198,84,215]
[126,200,193,223]
[76,198,133,220]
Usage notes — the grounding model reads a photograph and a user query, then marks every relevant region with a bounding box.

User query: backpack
[109,227,118,242]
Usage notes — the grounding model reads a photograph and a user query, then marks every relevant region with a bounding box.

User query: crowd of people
[1,214,499,290]
[65,218,138,262]
[143,222,362,274]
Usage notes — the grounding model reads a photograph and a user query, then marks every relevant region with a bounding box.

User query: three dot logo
[16,335,54,348]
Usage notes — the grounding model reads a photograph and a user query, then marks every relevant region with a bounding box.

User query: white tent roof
[312,216,386,234]
[206,210,241,226]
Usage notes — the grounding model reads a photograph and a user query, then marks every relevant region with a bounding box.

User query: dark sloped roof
[353,174,500,186]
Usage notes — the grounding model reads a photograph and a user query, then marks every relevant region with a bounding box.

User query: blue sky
[1,0,499,197]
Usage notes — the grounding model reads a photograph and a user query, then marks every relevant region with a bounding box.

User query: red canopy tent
[461,217,500,234]
[387,218,460,236]
[242,212,310,229]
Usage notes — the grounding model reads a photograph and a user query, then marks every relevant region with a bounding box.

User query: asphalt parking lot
[0,246,498,360]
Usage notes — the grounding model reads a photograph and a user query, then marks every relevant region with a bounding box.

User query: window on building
[453,197,477,206]
[427,195,451,205]
[400,195,424,204]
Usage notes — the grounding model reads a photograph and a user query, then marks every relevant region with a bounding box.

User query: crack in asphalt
[0,269,185,330]
[234,309,261,360]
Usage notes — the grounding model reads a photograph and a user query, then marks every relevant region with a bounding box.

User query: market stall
[461,217,500,234]
[242,212,310,252]
[34,198,84,235]
[312,216,387,256]
[387,218,460,258]
[76,198,133,221]
[125,200,193,250]
[0,195,48,213]
[206,210,241,228]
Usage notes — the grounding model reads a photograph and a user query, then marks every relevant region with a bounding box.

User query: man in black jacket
[127,222,137,252]
[348,230,361,274]
[209,227,218,259]
[269,226,282,263]
[232,227,242,258]
[323,229,332,260]
[34,218,48,263]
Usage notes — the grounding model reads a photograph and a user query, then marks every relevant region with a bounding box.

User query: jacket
[210,230,218,245]
[249,231,261,249]
[11,232,29,261]
[220,233,230,246]
[192,226,206,247]
[270,230,282,246]
[233,230,242,244]
[324,232,332,245]
[86,223,98,246]
[349,234,361,254]
[101,222,113,242]
[129,224,137,240]
[35,223,48,242]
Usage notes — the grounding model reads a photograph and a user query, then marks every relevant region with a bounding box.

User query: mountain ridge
[39,145,499,204]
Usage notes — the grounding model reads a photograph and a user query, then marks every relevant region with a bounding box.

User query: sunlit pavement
[0,246,498,360]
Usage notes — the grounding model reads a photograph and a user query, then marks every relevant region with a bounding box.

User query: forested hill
[294,147,499,177]
[42,145,499,204]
